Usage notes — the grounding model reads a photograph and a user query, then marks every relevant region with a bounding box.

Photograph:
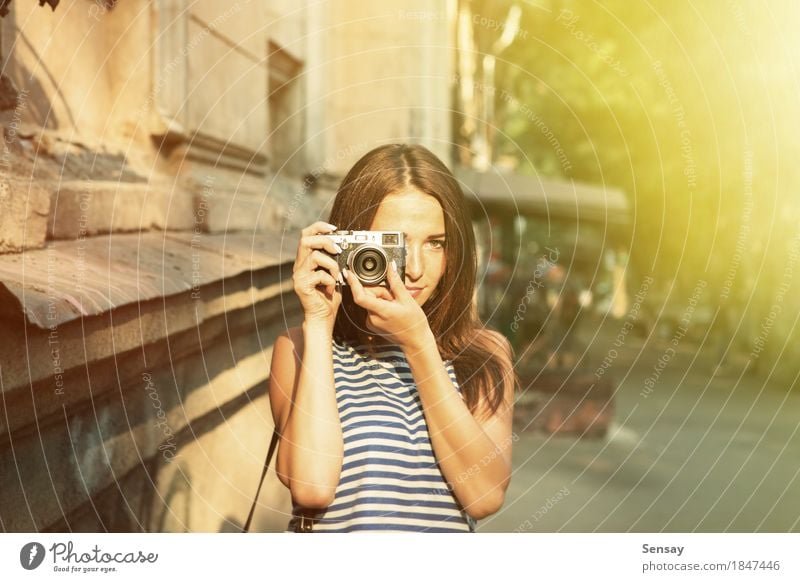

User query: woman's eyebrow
[403,232,446,239]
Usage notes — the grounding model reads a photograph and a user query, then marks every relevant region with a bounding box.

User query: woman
[269,143,517,532]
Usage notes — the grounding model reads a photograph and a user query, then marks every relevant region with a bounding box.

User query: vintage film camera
[324,230,406,286]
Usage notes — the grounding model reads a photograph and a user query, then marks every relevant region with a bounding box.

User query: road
[479,324,800,532]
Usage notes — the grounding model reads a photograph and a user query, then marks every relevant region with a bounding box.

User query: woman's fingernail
[334,243,343,254]
[323,222,337,231]
[391,259,398,273]
[342,268,348,279]
[338,271,344,284]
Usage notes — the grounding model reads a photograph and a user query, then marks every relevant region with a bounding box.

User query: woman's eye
[427,240,446,250]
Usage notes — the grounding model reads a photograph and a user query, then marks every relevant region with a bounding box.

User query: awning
[455,167,630,225]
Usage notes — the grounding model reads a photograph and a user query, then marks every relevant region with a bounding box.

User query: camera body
[324,230,406,286]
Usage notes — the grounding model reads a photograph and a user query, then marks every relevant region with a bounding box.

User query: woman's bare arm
[403,329,515,520]
[268,322,343,508]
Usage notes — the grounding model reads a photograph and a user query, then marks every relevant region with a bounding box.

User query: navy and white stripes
[286,338,477,532]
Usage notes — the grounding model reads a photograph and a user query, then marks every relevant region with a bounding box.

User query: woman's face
[368,189,447,307]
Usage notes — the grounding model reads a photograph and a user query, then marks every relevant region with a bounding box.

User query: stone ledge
[0,177,51,253]
[47,181,196,239]
[0,280,303,438]
[0,229,299,329]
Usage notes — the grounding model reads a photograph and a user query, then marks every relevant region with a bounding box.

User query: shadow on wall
[147,465,193,533]
[41,457,194,533]
[2,19,77,129]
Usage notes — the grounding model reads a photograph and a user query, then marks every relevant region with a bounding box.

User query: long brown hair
[328,143,517,419]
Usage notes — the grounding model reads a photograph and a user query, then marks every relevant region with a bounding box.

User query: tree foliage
[475,0,799,309]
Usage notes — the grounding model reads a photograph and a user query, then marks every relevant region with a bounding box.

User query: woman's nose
[404,245,423,280]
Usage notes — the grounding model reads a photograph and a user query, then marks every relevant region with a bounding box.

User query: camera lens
[350,245,387,284]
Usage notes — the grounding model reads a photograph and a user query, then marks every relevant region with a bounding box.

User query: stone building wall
[0,0,456,532]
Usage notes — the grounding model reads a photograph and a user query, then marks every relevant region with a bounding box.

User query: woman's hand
[344,259,433,350]
[293,221,344,329]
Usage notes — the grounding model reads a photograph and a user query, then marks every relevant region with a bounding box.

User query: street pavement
[479,324,800,532]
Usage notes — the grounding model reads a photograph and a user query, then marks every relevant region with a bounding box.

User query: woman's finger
[301,221,337,238]
[303,250,343,282]
[370,285,393,301]
[298,270,336,295]
[345,269,386,315]
[301,235,344,255]
[295,235,343,273]
[385,259,412,302]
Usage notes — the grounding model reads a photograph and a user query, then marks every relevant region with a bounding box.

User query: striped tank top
[286,337,477,532]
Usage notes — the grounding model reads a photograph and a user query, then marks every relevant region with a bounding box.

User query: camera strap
[242,428,280,533]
